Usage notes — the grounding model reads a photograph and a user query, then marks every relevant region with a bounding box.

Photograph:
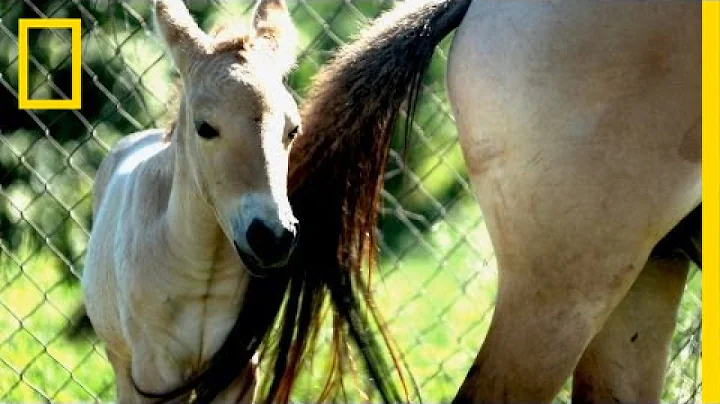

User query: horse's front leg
[106,349,137,404]
[106,348,190,404]
[126,342,257,403]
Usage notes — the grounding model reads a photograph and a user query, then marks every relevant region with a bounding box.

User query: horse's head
[156,0,300,270]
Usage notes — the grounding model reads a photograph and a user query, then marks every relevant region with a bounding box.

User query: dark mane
[139,1,472,402]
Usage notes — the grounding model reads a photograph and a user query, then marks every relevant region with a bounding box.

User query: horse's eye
[288,126,300,141]
[195,121,219,139]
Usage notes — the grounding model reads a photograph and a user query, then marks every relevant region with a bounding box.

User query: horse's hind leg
[451,209,664,403]
[451,173,697,403]
[447,2,699,402]
[573,206,700,404]
[571,254,690,404]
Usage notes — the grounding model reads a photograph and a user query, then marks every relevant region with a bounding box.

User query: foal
[81,0,300,401]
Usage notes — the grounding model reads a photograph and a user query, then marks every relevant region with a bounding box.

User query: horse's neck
[153,104,241,278]
[162,138,230,269]
[120,132,248,380]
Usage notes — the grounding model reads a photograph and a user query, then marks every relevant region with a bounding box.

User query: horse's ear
[251,0,298,74]
[154,0,210,74]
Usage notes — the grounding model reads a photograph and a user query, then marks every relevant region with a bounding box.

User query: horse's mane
[140,1,472,402]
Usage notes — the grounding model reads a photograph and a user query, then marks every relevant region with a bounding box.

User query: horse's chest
[120,260,246,375]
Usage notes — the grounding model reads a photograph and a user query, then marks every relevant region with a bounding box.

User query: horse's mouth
[233,241,265,277]
[233,240,292,277]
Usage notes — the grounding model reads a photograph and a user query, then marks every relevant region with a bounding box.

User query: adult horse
[279,0,700,403]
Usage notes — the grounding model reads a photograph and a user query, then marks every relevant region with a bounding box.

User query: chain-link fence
[0,0,701,402]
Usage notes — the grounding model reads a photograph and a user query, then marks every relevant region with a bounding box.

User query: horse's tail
[259,0,473,402]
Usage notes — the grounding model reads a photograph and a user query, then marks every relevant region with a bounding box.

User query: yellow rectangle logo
[18,18,81,110]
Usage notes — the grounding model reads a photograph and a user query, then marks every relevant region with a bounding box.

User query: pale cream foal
[82,0,301,402]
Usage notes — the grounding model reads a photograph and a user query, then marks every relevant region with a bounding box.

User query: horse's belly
[447,0,700,242]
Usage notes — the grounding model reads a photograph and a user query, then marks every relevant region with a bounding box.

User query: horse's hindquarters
[447,2,700,403]
[447,0,701,273]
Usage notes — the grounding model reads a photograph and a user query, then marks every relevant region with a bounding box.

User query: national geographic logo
[17,18,81,110]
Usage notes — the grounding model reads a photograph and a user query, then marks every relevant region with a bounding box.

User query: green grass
[0,249,115,402]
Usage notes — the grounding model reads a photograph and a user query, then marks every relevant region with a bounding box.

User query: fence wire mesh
[0,0,701,402]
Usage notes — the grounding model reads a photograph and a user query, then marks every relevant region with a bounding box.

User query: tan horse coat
[448,1,699,402]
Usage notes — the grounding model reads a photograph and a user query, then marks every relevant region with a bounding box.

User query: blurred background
[0,0,701,402]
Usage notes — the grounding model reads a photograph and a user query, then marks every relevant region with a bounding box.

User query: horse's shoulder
[111,129,166,157]
[93,130,170,214]
[103,130,167,177]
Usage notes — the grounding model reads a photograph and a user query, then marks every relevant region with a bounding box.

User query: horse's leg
[126,342,255,403]
[450,167,697,403]
[571,255,690,404]
[106,349,144,404]
[108,346,194,403]
[446,3,699,402]
[450,202,666,403]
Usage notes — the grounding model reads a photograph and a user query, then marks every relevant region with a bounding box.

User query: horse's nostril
[246,219,296,267]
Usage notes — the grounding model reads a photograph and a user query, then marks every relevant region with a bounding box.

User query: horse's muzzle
[234,220,298,273]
